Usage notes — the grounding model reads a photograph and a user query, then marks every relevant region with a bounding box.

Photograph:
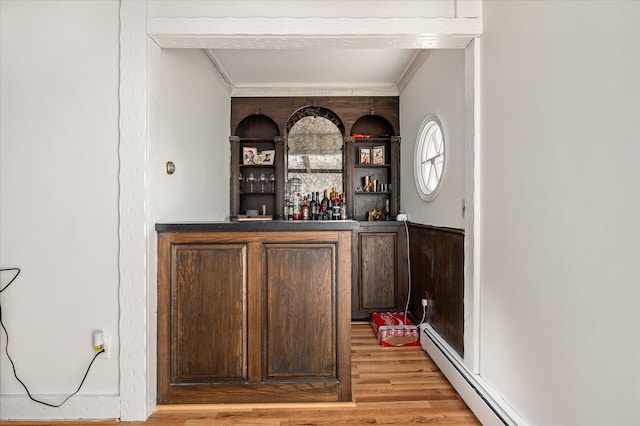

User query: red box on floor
[371,312,419,347]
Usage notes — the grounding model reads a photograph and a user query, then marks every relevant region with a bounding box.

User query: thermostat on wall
[396,213,408,221]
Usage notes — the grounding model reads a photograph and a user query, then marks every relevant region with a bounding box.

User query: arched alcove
[351,114,395,137]
[235,114,280,139]
[285,106,345,203]
[285,105,345,135]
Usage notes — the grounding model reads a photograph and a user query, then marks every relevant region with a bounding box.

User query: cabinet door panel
[263,243,335,380]
[172,244,247,382]
[360,233,396,310]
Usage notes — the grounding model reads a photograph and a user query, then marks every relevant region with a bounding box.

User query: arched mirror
[286,107,344,205]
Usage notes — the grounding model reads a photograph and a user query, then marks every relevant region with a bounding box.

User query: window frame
[414,114,446,201]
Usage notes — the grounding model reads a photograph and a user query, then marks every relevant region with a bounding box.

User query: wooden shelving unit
[229,114,285,219]
[229,96,401,222]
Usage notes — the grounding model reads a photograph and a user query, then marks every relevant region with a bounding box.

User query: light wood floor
[2,323,479,425]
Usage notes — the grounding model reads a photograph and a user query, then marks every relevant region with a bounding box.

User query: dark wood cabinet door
[352,223,408,320]
[158,237,249,403]
[171,243,247,383]
[263,243,336,380]
[360,232,396,310]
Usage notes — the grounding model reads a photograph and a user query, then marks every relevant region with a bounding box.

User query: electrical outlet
[93,330,112,359]
[99,335,112,359]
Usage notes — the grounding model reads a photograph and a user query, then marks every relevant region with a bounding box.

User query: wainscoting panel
[408,223,464,356]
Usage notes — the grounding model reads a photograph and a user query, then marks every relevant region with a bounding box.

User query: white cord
[416,299,427,327]
[402,220,412,324]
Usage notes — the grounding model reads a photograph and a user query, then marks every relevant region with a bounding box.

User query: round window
[414,115,445,201]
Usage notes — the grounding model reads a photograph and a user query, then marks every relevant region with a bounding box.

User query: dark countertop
[155,220,407,232]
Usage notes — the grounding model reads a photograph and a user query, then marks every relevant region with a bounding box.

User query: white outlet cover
[99,336,112,359]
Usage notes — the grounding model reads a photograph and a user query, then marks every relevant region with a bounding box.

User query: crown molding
[202,49,233,93]
[396,50,433,94]
[230,84,399,97]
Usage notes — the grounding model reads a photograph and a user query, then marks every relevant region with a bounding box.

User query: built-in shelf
[354,164,391,169]
[230,97,400,221]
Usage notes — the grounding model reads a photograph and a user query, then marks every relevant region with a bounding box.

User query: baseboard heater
[419,324,525,426]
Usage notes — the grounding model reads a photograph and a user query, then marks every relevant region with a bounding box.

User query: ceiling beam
[148,17,482,50]
[150,16,481,97]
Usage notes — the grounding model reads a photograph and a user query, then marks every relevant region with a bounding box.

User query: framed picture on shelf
[373,146,385,165]
[359,147,371,164]
[261,150,275,165]
[243,147,258,165]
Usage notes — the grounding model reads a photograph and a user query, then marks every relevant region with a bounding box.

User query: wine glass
[269,173,276,192]
[246,173,257,193]
[239,172,244,192]
[258,173,267,192]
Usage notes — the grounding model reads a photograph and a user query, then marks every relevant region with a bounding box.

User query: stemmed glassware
[258,173,267,193]
[246,172,257,193]
[269,173,276,192]
[239,172,244,192]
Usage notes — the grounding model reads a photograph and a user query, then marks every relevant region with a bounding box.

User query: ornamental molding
[231,84,400,98]
[396,50,433,94]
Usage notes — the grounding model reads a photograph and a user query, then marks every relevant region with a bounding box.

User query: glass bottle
[292,192,301,220]
[309,192,317,220]
[384,198,391,220]
[320,189,329,219]
[301,196,310,220]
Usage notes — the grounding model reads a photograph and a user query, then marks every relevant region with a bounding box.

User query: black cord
[0,267,20,293]
[0,267,105,407]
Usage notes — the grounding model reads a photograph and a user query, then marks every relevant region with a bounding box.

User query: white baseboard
[0,395,120,420]
[420,324,526,426]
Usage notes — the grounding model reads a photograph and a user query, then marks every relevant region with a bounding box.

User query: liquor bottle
[301,196,310,220]
[384,198,391,220]
[320,189,329,219]
[315,191,320,220]
[331,196,340,220]
[309,192,317,220]
[340,201,347,220]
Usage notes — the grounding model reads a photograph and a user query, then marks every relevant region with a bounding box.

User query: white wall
[479,1,640,425]
[154,49,230,222]
[0,0,120,419]
[400,50,466,229]
[139,45,230,419]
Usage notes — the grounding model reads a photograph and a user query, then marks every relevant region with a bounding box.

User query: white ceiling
[204,48,428,96]
[207,48,417,86]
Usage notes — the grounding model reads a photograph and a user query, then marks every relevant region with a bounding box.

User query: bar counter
[155,219,405,233]
[156,219,355,404]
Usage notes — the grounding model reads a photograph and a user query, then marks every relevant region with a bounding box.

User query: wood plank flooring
[1,323,479,425]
